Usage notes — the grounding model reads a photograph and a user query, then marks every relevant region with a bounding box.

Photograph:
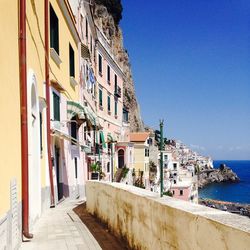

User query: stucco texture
[86,181,250,250]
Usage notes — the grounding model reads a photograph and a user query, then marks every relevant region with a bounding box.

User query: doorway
[55,146,63,201]
[118,149,125,168]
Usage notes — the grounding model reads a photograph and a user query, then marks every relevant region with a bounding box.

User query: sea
[199,160,250,204]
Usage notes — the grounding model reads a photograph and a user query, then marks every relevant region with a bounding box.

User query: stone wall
[86,181,250,250]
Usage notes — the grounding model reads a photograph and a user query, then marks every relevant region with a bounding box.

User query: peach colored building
[70,0,132,182]
[130,132,150,189]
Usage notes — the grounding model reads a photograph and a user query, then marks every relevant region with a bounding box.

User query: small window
[172,190,175,195]
[107,162,110,173]
[145,148,149,157]
[114,74,117,90]
[53,92,60,121]
[98,54,102,74]
[71,116,78,144]
[174,180,177,184]
[107,95,111,112]
[173,163,177,170]
[180,190,183,196]
[164,155,168,161]
[86,18,88,39]
[107,65,110,83]
[123,108,129,122]
[69,44,75,77]
[74,157,78,178]
[99,88,103,107]
[114,100,118,116]
[50,4,59,54]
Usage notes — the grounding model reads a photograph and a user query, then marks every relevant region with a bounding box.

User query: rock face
[93,2,144,131]
[198,164,240,188]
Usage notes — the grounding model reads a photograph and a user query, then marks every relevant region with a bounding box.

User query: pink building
[70,0,132,184]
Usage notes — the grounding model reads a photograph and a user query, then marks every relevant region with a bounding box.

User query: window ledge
[70,76,78,88]
[99,72,103,77]
[115,115,118,119]
[50,48,62,67]
[108,111,111,115]
[99,105,103,111]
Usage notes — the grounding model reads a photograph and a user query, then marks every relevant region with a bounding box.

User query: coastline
[199,198,250,218]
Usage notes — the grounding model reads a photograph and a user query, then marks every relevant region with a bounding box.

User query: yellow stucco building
[129,132,150,188]
[0,0,81,248]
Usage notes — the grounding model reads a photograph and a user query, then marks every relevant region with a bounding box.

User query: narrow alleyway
[20,199,102,250]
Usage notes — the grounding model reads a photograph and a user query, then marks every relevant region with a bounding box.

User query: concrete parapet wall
[86,181,250,250]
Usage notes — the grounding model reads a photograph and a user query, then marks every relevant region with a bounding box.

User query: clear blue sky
[120,0,250,160]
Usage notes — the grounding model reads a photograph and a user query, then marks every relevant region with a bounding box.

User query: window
[172,190,175,195]
[107,95,111,112]
[99,88,103,107]
[114,74,117,90]
[86,18,88,39]
[123,108,129,122]
[69,44,75,77]
[145,148,149,157]
[174,180,177,184]
[50,4,59,54]
[107,162,110,173]
[71,116,77,144]
[164,155,168,161]
[173,163,177,170]
[180,190,183,196]
[53,92,60,121]
[74,157,78,178]
[114,100,118,116]
[98,54,102,74]
[147,138,153,145]
[107,65,110,83]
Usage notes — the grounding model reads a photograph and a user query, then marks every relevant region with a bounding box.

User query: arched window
[118,149,124,168]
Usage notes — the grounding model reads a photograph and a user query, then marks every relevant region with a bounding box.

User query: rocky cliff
[92,1,144,131]
[198,164,240,188]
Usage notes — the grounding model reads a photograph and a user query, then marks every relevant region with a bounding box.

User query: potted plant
[90,162,100,180]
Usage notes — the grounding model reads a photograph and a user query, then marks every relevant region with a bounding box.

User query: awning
[84,105,100,128]
[51,127,91,153]
[67,101,101,128]
[99,131,107,149]
[67,101,85,120]
[107,133,116,143]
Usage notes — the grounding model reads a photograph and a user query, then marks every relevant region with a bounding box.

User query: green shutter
[53,92,60,121]
[100,131,107,148]
[115,101,118,116]
[50,4,59,54]
[99,89,103,106]
[108,96,111,111]
[69,44,75,77]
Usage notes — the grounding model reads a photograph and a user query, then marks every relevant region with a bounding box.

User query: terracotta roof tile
[129,132,150,142]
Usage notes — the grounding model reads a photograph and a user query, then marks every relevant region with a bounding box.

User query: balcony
[86,181,250,249]
[114,86,121,98]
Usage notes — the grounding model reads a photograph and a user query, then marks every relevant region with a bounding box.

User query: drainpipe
[45,0,55,207]
[19,0,33,239]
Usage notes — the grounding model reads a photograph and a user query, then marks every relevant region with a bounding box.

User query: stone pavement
[20,199,102,250]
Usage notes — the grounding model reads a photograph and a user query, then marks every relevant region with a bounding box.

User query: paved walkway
[20,199,102,250]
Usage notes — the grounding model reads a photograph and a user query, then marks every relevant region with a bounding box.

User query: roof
[129,132,150,142]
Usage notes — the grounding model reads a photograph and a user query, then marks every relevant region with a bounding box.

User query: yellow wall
[49,0,79,101]
[0,0,21,215]
[134,145,146,172]
[0,0,80,217]
[26,0,47,187]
